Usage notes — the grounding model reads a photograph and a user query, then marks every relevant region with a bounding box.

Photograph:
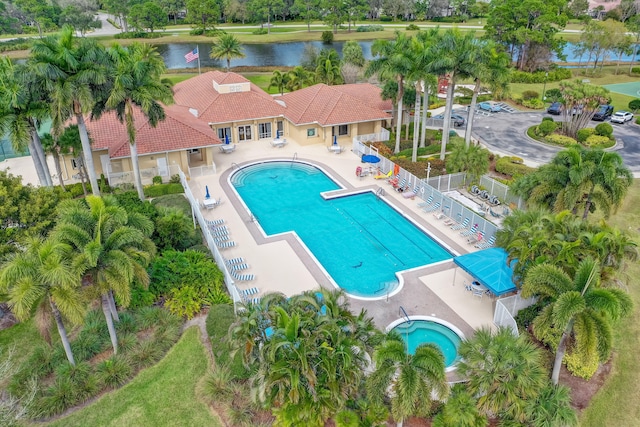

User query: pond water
[158,40,639,70]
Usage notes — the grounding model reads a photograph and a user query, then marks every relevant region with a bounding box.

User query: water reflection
[156,40,638,70]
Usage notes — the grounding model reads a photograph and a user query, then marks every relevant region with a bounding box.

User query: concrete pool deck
[193,138,497,338]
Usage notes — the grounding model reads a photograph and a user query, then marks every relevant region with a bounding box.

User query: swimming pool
[231,161,452,298]
[390,318,463,368]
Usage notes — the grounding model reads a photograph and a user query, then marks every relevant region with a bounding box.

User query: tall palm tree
[30,25,111,196]
[523,259,632,384]
[445,143,490,183]
[53,196,155,354]
[365,32,412,154]
[315,48,343,85]
[0,237,85,365]
[268,70,289,95]
[367,334,448,427]
[209,34,246,70]
[104,43,174,201]
[456,327,547,423]
[432,384,487,427]
[428,29,480,160]
[463,42,511,148]
[0,57,53,187]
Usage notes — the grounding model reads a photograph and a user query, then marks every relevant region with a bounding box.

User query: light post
[542,71,549,104]
[425,162,431,181]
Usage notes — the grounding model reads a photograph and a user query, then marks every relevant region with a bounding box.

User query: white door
[157,157,169,177]
[100,154,111,179]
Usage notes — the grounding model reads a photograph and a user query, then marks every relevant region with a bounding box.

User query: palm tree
[0,57,53,187]
[445,143,490,183]
[268,70,289,95]
[522,258,632,384]
[580,148,633,219]
[209,34,245,71]
[463,42,511,148]
[365,32,412,154]
[0,237,85,365]
[315,48,343,85]
[456,327,547,423]
[428,29,480,160]
[53,195,155,354]
[30,25,110,196]
[103,43,174,201]
[432,384,487,427]
[286,66,313,91]
[367,334,448,426]
[525,384,578,427]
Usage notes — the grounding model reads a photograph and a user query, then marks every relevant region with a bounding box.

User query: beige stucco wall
[212,118,285,144]
[288,123,322,146]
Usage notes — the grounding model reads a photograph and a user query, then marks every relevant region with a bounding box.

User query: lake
[157,40,639,70]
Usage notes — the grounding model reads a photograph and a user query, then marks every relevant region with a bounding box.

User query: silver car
[611,111,634,124]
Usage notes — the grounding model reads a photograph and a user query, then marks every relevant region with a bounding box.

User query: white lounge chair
[206,219,225,226]
[225,257,245,266]
[232,270,254,281]
[423,202,441,213]
[241,287,259,296]
[231,263,249,271]
[451,218,470,230]
[216,241,236,249]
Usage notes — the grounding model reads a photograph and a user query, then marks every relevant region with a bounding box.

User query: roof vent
[189,108,198,118]
[275,99,286,107]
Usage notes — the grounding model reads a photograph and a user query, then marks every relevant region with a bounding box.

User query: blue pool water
[393,320,461,367]
[231,162,452,297]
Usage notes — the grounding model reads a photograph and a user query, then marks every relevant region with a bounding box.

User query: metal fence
[479,175,524,210]
[177,167,242,310]
[494,293,538,337]
[352,128,390,145]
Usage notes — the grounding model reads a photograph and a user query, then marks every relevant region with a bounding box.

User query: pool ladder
[399,306,411,324]
[376,187,385,197]
[231,162,239,170]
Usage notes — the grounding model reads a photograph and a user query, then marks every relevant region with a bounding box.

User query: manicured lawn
[0,319,42,383]
[47,327,219,427]
[164,73,197,84]
[245,73,284,94]
[580,180,640,426]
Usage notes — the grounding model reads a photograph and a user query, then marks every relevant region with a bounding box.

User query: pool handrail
[399,306,412,324]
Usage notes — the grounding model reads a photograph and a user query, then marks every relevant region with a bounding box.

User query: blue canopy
[454,247,517,296]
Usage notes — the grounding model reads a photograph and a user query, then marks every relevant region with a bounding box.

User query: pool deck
[192,139,497,339]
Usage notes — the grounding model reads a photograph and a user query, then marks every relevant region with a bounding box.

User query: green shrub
[114,191,158,219]
[595,122,613,137]
[584,134,612,147]
[321,31,334,43]
[636,116,640,125]
[96,355,132,389]
[495,156,535,177]
[153,208,199,251]
[70,332,103,362]
[536,120,557,136]
[546,134,578,146]
[356,25,384,32]
[190,28,205,35]
[169,174,181,184]
[380,15,393,21]
[66,182,90,198]
[522,98,544,109]
[541,116,554,122]
[545,88,562,102]
[510,68,572,83]
[252,28,267,35]
[144,183,184,198]
[114,312,137,335]
[130,283,156,309]
[406,23,420,31]
[522,90,539,101]
[152,175,163,185]
[113,31,162,39]
[564,351,599,380]
[167,183,183,194]
[165,285,204,319]
[628,99,640,112]
[576,128,596,143]
[206,304,249,379]
[128,340,163,369]
[54,361,97,403]
[38,377,81,417]
[82,310,110,342]
[514,300,545,331]
[117,332,138,353]
[631,67,640,74]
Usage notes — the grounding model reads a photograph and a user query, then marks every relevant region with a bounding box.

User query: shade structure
[454,247,517,296]
[333,135,337,145]
[205,185,210,199]
[362,154,381,164]
[225,134,230,145]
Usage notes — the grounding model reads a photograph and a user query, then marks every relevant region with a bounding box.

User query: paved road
[467,110,640,172]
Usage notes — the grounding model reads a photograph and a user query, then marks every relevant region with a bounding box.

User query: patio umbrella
[225,134,230,145]
[333,135,337,145]
[362,154,381,164]
[205,185,210,199]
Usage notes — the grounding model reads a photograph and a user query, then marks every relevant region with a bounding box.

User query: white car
[611,111,634,124]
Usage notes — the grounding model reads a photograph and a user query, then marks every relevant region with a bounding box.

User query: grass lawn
[164,73,197,84]
[244,73,283,94]
[0,320,42,384]
[46,327,219,427]
[579,180,640,426]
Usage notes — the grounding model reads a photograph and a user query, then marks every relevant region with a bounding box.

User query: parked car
[478,101,501,112]
[611,111,634,124]
[433,113,466,127]
[547,102,563,115]
[592,105,614,121]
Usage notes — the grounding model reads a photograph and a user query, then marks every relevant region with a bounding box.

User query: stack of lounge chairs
[476,235,496,249]
[225,257,255,282]
[208,220,236,249]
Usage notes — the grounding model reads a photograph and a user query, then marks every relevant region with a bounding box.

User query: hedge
[144,183,185,198]
[576,128,596,143]
[510,69,572,83]
[356,25,384,32]
[546,134,578,146]
[495,156,535,177]
[584,134,613,148]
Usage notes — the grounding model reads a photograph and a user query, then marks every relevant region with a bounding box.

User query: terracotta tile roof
[331,83,393,112]
[84,104,221,159]
[278,84,392,126]
[173,71,285,124]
